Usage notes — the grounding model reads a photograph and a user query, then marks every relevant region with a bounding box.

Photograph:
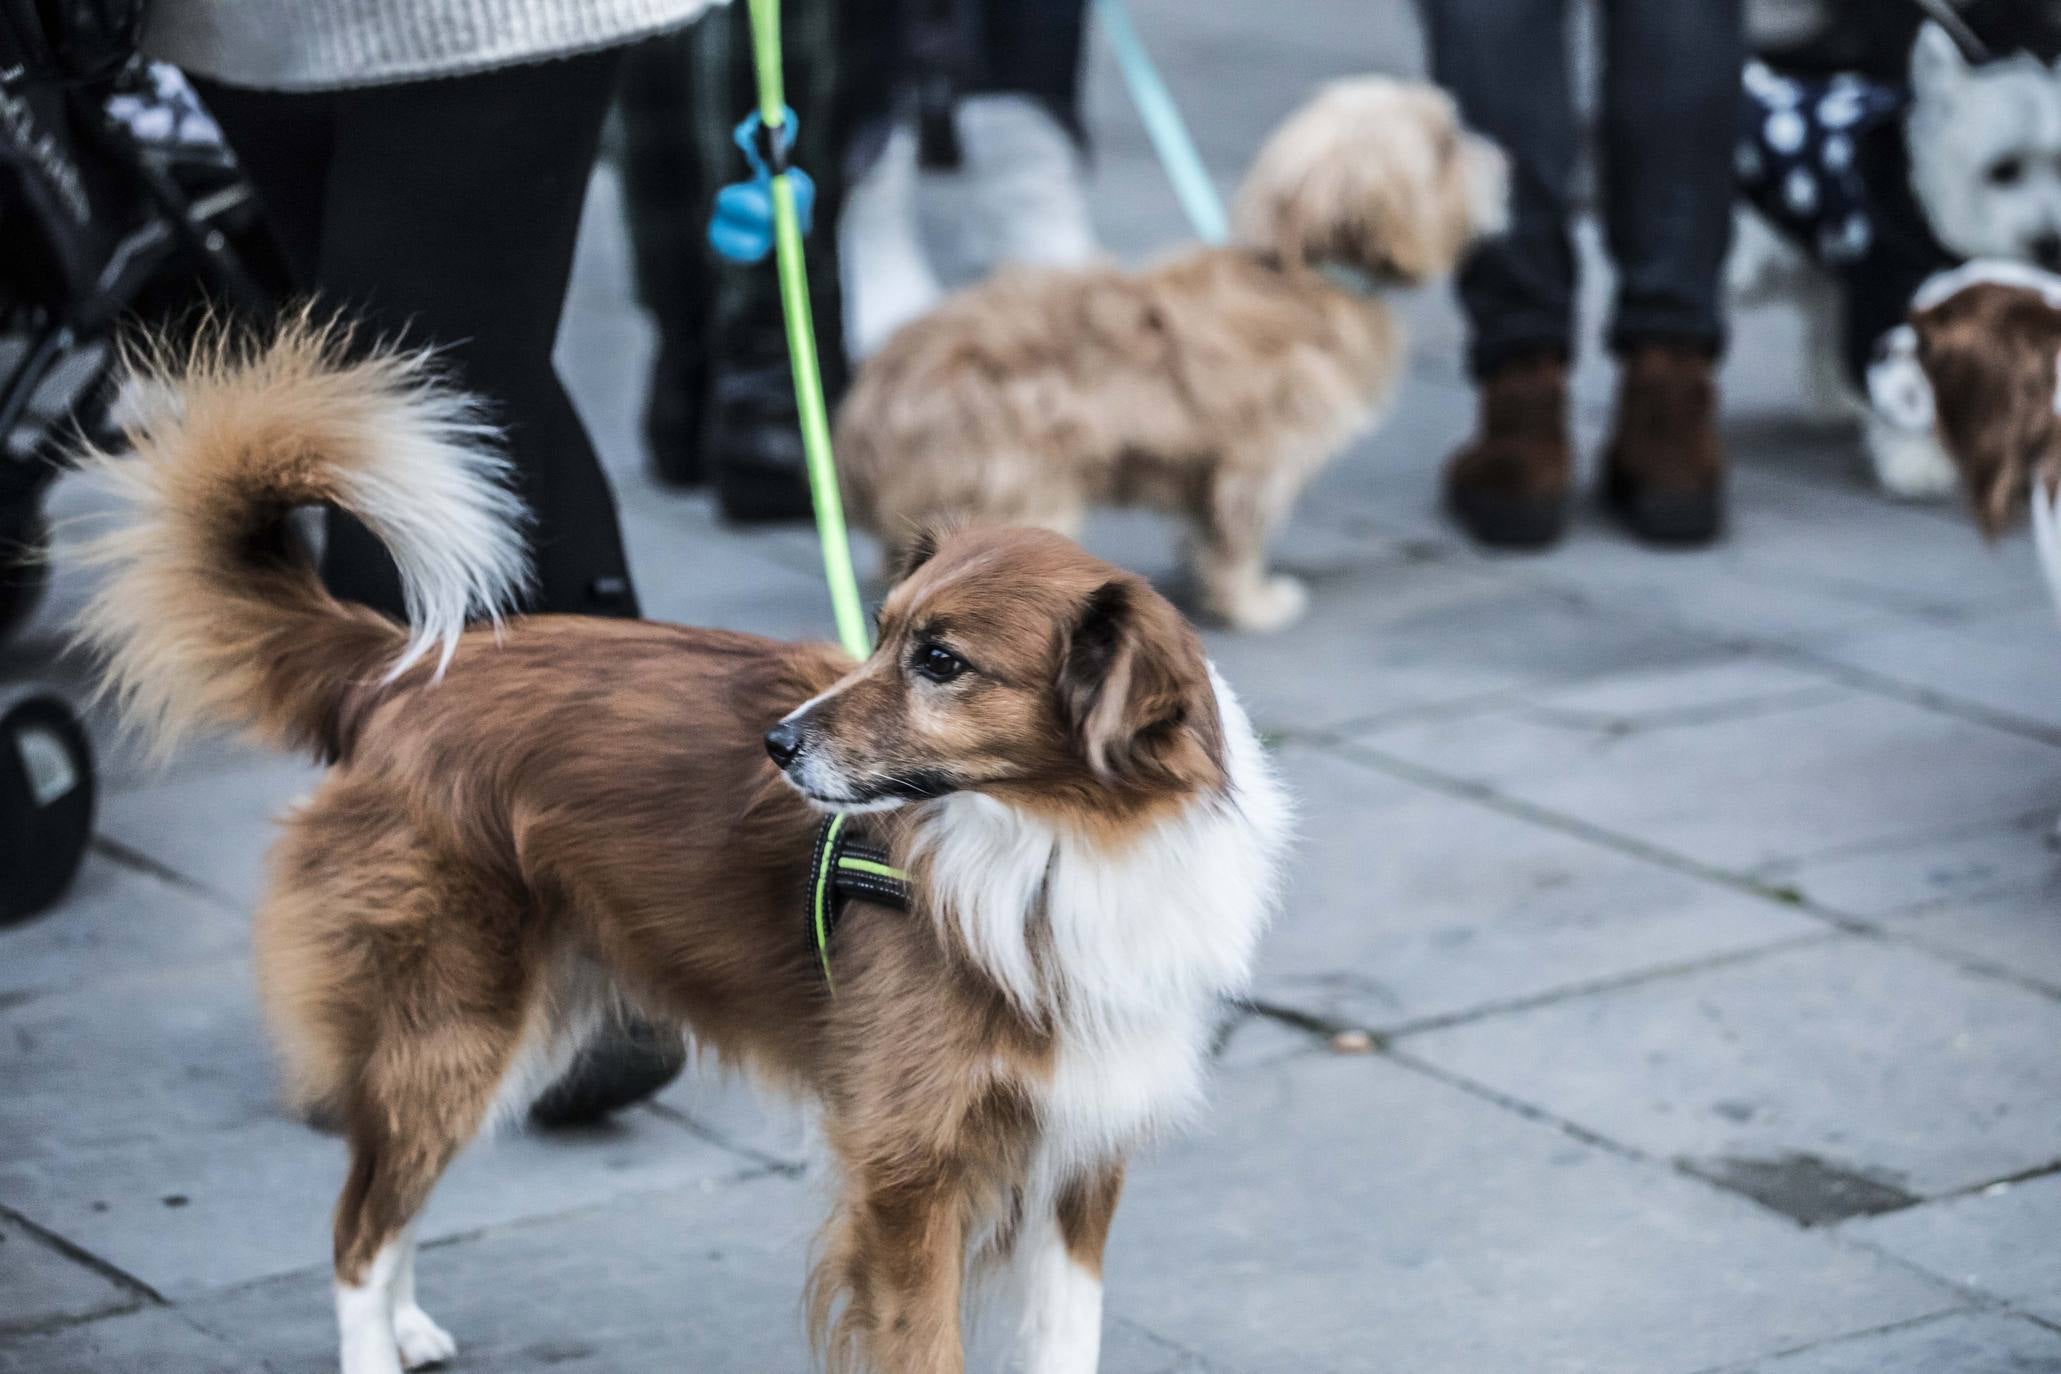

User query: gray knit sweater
[144,0,725,91]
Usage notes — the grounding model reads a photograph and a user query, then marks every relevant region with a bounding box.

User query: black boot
[530,1017,689,1128]
[706,324,823,523]
[642,341,708,489]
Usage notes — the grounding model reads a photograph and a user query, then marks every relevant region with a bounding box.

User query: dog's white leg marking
[1866,412,1960,499]
[336,1239,405,1374]
[841,122,945,359]
[389,1223,456,1369]
[1014,1220,1104,1374]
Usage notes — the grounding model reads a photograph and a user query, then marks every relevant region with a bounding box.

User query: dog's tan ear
[1060,579,1226,793]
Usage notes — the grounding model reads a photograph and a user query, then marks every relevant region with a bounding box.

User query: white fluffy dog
[1733,23,2061,498]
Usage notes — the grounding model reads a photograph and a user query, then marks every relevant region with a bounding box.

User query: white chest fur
[909,671,1290,1171]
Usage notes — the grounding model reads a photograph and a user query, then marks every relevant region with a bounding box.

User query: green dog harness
[806,815,912,989]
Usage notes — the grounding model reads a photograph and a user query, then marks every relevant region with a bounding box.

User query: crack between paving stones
[184,1159,800,1307]
[87,836,245,915]
[1679,1307,1992,1374]
[1371,1043,1996,1294]
[1751,804,2058,883]
[0,1201,166,1310]
[1773,646,2061,750]
[639,1100,806,1176]
[1110,1314,1238,1374]
[1375,933,1836,1040]
[0,1296,148,1340]
[1516,683,1847,737]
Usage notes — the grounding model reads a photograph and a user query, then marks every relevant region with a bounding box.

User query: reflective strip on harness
[806,815,912,989]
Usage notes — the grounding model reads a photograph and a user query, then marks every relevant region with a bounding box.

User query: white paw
[1218,574,1309,633]
[1868,423,1960,500]
[394,1305,457,1369]
[339,1336,405,1374]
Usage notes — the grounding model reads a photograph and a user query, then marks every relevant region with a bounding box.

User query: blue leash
[1094,0,1229,245]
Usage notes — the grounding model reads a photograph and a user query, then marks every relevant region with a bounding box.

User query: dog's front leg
[825,1174,970,1374]
[1010,1167,1123,1374]
[1193,466,1309,633]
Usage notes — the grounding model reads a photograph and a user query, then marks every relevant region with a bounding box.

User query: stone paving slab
[1403,938,2061,1209]
[179,1167,1206,1374]
[0,856,245,1005]
[1105,1051,1954,1374]
[1201,552,1704,736]
[93,756,320,912]
[1814,603,2061,735]
[1896,883,2061,995]
[1756,809,2061,920]
[0,1307,255,1374]
[0,1214,138,1334]
[1360,661,2061,873]
[0,958,754,1296]
[1845,1171,2061,1328]
[1721,1311,2061,1374]
[1255,744,1819,1030]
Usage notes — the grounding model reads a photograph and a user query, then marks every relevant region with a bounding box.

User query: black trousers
[1421,0,1744,378]
[195,50,640,620]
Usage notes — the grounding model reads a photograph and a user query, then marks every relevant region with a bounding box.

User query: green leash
[744,0,872,660]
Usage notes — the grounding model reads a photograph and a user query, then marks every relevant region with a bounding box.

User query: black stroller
[0,0,289,921]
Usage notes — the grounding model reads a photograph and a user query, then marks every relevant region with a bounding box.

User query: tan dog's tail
[75,317,530,762]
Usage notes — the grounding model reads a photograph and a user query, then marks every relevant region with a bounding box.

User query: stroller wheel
[0,502,51,645]
[0,690,95,924]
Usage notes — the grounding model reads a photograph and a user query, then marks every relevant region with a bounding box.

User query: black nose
[764,720,805,768]
[2034,234,2061,270]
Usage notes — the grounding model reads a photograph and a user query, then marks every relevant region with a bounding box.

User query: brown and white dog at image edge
[1869,260,2061,837]
[835,75,1510,633]
[74,323,1291,1374]
[1868,259,2061,603]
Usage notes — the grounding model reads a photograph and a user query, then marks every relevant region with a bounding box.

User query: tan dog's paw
[1217,574,1309,633]
[394,1304,457,1369]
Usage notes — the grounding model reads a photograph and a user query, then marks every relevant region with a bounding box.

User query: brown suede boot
[1444,353,1571,549]
[1602,343,1726,545]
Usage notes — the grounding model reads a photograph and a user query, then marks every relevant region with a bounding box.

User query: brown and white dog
[835,75,1509,633]
[76,326,1290,1374]
[1869,259,2061,598]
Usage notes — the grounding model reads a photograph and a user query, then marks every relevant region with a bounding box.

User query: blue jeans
[1422,0,1744,378]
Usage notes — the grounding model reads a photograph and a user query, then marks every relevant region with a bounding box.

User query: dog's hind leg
[261,784,535,1373]
[332,983,529,1374]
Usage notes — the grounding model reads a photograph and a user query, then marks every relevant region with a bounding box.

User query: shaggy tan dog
[835,76,1508,632]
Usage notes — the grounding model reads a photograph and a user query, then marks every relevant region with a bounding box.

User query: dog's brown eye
[1991,157,2026,187]
[914,643,967,683]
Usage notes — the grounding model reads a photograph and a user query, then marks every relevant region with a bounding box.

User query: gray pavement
[7,2,2061,1370]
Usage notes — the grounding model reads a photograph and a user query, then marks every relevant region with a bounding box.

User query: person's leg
[317,49,640,618]
[1597,0,1742,545]
[957,0,1097,271]
[1424,0,1578,548]
[972,0,1086,136]
[187,78,334,285]
[1422,0,1578,378]
[1600,0,1743,356]
[619,30,720,486]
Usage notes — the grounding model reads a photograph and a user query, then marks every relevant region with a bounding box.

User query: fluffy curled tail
[75,317,530,761]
